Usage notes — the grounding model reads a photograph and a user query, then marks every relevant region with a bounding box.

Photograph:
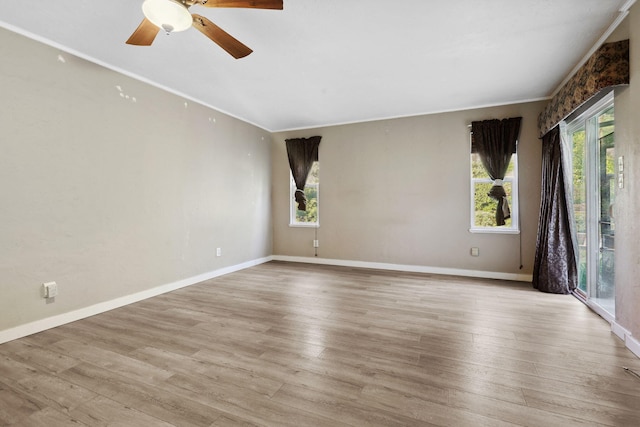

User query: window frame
[564,92,615,309]
[469,132,520,234]
[289,160,319,228]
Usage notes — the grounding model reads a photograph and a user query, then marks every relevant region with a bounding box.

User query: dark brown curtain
[285,136,321,211]
[532,126,577,294]
[471,117,521,226]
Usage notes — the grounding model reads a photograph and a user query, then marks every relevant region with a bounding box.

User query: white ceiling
[0,0,631,131]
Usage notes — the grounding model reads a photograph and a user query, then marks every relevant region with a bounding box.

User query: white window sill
[289,223,320,228]
[469,227,520,235]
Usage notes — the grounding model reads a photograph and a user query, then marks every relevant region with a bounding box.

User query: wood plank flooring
[1,261,640,426]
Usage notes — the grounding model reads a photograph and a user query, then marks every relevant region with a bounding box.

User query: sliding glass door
[567,94,615,317]
[595,107,615,313]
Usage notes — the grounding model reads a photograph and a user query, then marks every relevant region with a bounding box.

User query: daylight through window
[290,161,319,227]
[470,140,519,233]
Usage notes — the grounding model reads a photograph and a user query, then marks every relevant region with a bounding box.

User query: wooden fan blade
[199,0,283,10]
[192,14,253,59]
[126,18,160,46]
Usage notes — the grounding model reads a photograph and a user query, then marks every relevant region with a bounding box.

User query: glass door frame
[564,92,615,321]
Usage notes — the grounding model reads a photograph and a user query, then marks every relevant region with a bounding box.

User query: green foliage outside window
[474,182,512,227]
[570,114,613,238]
[296,187,318,223]
[471,153,515,228]
[572,128,586,234]
[292,161,319,225]
[569,106,616,292]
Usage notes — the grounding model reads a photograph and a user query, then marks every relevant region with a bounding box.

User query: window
[566,93,615,316]
[470,142,519,233]
[290,161,319,227]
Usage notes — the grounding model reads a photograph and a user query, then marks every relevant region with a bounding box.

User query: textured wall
[613,4,640,339]
[0,28,272,332]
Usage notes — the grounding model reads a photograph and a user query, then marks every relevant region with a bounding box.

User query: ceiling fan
[126,0,283,59]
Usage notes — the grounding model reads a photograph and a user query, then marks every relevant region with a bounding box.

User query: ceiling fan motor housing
[127,0,283,58]
[142,0,193,33]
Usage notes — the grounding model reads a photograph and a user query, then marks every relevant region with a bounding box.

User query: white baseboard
[272,255,533,282]
[625,334,640,359]
[11,255,637,359]
[610,318,629,340]
[0,256,273,345]
[610,320,640,359]
[582,302,639,360]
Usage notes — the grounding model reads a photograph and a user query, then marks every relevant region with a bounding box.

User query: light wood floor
[1,261,640,426]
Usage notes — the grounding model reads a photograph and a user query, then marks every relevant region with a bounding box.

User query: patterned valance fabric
[538,39,629,137]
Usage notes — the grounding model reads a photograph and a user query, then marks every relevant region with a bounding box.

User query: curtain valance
[538,39,629,137]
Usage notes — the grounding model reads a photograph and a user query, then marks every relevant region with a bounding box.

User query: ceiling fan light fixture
[142,0,192,33]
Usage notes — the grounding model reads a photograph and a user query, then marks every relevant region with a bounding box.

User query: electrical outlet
[42,281,58,298]
[216,247,222,257]
[313,240,319,248]
[470,247,480,257]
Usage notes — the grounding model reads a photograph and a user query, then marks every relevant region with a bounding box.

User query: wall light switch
[618,156,625,189]
[42,281,58,298]
[470,247,480,257]
[216,248,222,257]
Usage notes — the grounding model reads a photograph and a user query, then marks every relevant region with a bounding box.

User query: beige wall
[272,4,640,345]
[272,101,545,277]
[612,4,640,340]
[3,3,638,347]
[0,28,272,333]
